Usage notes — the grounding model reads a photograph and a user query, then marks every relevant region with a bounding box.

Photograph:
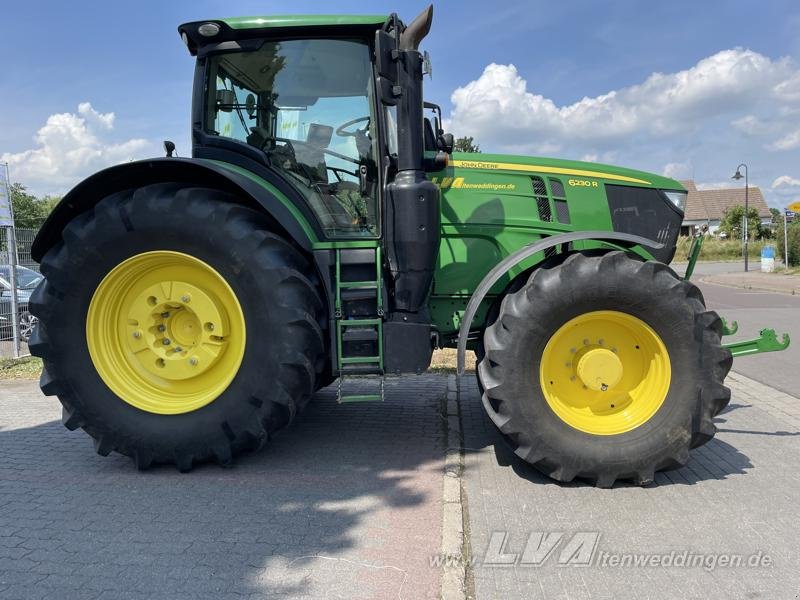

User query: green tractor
[30,6,789,485]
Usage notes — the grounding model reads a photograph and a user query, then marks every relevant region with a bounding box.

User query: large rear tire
[29,184,326,471]
[477,251,732,487]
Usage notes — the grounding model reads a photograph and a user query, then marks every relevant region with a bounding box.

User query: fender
[455,231,665,375]
[31,157,320,262]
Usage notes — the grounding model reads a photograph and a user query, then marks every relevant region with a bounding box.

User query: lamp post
[732,163,749,272]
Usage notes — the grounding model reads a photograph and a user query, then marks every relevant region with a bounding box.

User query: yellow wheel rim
[539,310,671,435]
[86,251,246,414]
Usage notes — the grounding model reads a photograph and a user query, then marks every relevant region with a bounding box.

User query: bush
[675,236,765,262]
[776,222,800,266]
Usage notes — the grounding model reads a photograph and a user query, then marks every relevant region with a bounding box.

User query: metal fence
[0,227,40,358]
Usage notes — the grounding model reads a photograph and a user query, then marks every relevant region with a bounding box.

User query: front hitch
[723,328,791,358]
[721,317,738,336]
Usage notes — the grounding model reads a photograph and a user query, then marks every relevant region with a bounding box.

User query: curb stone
[440,374,466,600]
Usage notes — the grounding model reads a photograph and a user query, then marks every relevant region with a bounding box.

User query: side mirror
[438,133,454,154]
[245,94,256,119]
[163,140,176,158]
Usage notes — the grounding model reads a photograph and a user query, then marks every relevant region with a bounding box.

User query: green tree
[453,136,480,153]
[9,183,58,228]
[776,219,800,266]
[719,205,763,241]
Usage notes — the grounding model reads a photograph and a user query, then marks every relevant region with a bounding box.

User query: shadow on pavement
[0,375,447,599]
[459,383,754,489]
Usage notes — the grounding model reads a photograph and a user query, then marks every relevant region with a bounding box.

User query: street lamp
[732,163,749,272]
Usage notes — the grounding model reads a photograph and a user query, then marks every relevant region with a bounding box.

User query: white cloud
[447,48,800,209]
[449,49,798,153]
[767,129,800,151]
[731,115,775,136]
[1,103,153,196]
[663,162,693,180]
[772,175,800,188]
[771,175,800,196]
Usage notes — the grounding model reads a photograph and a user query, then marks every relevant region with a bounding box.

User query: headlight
[662,190,687,212]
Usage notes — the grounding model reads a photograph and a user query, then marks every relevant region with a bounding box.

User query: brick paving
[458,371,800,600]
[0,376,448,600]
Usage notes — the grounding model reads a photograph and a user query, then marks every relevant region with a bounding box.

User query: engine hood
[447,152,684,191]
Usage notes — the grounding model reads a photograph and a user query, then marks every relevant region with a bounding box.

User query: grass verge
[0,356,42,380]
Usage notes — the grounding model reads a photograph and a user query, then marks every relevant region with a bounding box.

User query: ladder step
[342,328,379,342]
[341,356,381,365]
[337,375,385,404]
[339,280,379,289]
[341,288,380,302]
[338,394,382,403]
[339,318,382,327]
[340,364,383,375]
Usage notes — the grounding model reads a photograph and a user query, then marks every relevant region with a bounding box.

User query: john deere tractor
[29,6,789,485]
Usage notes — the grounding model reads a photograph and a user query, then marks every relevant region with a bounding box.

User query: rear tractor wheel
[477,251,732,487]
[29,184,326,470]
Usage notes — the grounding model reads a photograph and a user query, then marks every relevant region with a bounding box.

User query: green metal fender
[31,157,320,262]
[455,231,666,375]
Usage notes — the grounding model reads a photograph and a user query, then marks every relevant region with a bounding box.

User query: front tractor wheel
[29,184,325,471]
[477,251,732,487]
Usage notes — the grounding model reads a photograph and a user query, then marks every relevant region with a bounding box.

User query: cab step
[337,375,385,404]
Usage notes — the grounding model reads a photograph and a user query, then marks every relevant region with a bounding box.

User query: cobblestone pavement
[0,375,448,600]
[459,371,800,600]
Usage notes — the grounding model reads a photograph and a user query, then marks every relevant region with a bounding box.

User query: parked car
[0,265,42,342]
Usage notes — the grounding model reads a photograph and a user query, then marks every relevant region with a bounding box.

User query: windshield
[0,265,42,290]
[206,38,379,238]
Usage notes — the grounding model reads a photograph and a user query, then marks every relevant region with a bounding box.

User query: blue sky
[2,0,799,206]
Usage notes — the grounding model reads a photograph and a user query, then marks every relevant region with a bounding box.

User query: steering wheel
[335,116,370,138]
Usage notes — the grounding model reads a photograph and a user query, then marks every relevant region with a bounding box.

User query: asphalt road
[696,281,799,396]
[673,260,799,396]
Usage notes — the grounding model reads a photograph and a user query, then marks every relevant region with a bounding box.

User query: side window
[206,39,380,239]
[384,105,398,155]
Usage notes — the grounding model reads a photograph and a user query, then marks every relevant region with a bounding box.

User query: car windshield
[206,38,380,238]
[0,266,43,290]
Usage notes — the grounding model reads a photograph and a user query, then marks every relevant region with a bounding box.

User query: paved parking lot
[0,376,448,600]
[458,370,800,600]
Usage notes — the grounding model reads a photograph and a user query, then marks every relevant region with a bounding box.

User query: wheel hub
[576,347,623,391]
[86,251,246,414]
[539,310,671,435]
[126,282,224,381]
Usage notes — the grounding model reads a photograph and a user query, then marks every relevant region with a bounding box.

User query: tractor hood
[447,152,685,192]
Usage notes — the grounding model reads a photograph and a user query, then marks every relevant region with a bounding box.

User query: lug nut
[158,324,166,332]
[181,294,190,303]
[161,312,170,318]
[174,346,183,352]
[132,331,141,339]
[163,338,171,345]
[189,357,198,366]
[601,384,608,392]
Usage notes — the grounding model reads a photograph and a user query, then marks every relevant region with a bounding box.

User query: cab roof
[220,15,387,29]
[178,14,389,56]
